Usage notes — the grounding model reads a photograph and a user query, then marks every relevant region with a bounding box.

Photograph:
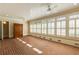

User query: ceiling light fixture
[41,3,57,12]
[2,21,6,24]
[2,16,8,24]
[47,4,51,11]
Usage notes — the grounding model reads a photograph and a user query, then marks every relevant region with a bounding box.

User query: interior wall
[9,20,14,38]
[23,21,28,36]
[0,18,28,39]
[13,19,28,36]
[8,19,28,38]
[0,17,28,39]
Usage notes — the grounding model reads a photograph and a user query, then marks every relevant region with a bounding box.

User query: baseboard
[8,36,14,39]
[23,34,28,36]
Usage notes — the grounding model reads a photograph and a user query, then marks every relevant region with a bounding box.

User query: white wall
[9,19,14,38]
[0,18,28,38]
[23,21,28,36]
[14,19,28,36]
[9,19,28,38]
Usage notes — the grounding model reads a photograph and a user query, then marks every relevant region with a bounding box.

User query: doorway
[0,21,2,40]
[14,23,23,38]
[3,21,9,39]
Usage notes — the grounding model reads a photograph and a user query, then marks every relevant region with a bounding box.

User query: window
[36,23,41,34]
[33,24,37,33]
[61,29,66,35]
[69,29,75,36]
[69,14,79,37]
[30,24,33,33]
[42,21,47,34]
[30,23,37,33]
[76,19,79,28]
[48,18,55,35]
[57,29,61,35]
[69,20,75,28]
[76,19,79,37]
[76,29,79,37]
[29,13,79,38]
[69,19,75,36]
[56,17,66,36]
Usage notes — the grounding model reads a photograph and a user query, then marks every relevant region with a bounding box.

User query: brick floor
[0,39,38,55]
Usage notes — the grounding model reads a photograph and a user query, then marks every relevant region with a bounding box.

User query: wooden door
[14,23,23,38]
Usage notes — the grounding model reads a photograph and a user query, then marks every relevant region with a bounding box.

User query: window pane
[70,14,79,19]
[69,20,75,28]
[70,15,75,19]
[42,23,47,28]
[33,29,36,33]
[69,29,75,36]
[61,29,66,36]
[42,29,46,34]
[57,29,61,35]
[51,29,54,34]
[42,24,44,28]
[51,23,55,28]
[48,22,54,28]
[33,24,36,28]
[37,23,41,28]
[42,22,47,34]
[48,29,54,35]
[37,29,41,33]
[61,21,66,28]
[76,19,79,28]
[76,29,79,37]
[48,29,51,34]
[44,24,47,28]
[48,23,52,28]
[57,22,61,28]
